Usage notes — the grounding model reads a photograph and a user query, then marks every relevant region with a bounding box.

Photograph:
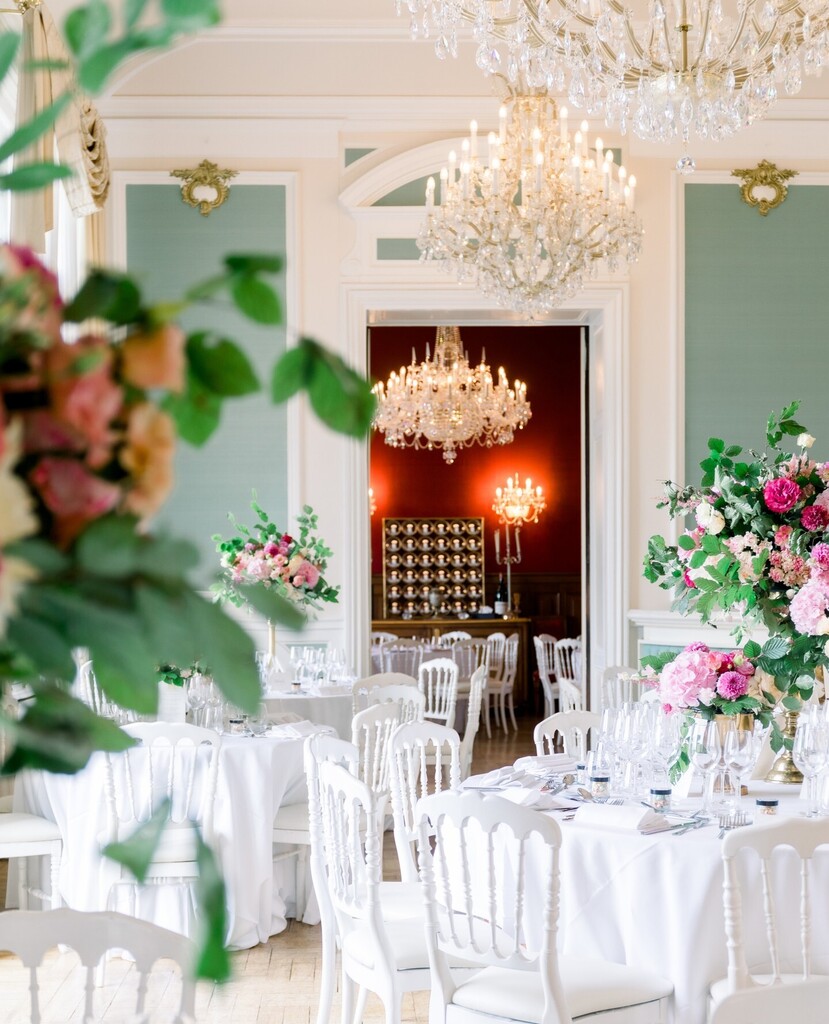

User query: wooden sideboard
[371,617,534,709]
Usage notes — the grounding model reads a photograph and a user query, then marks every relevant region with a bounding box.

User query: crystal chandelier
[492,472,547,524]
[371,326,531,464]
[395,0,829,167]
[418,92,642,317]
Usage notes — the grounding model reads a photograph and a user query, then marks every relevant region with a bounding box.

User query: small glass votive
[576,763,587,786]
[589,775,610,799]
[227,717,246,735]
[291,680,302,693]
[756,798,778,816]
[650,788,672,812]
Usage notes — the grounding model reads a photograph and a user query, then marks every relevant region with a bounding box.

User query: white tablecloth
[263,688,352,739]
[14,731,317,949]
[517,786,829,1024]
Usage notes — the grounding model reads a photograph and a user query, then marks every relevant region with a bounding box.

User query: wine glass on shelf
[793,718,829,818]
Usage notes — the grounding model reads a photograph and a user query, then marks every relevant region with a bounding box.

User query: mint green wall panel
[126,183,288,585]
[372,174,442,207]
[685,184,829,472]
[344,147,376,167]
[376,238,421,260]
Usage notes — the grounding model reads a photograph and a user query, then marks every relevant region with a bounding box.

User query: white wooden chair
[452,639,490,736]
[534,710,601,761]
[459,665,487,780]
[388,721,461,883]
[0,810,62,911]
[554,638,582,691]
[483,632,507,734]
[495,633,520,733]
[367,683,426,724]
[710,977,829,1024]
[0,908,196,1023]
[351,702,402,801]
[317,761,475,1024]
[416,790,673,1024]
[558,676,585,712]
[438,630,472,647]
[351,672,418,715]
[601,666,646,709]
[102,723,221,921]
[379,639,424,677]
[417,658,459,728]
[709,818,829,1011]
[533,633,558,718]
[371,631,399,647]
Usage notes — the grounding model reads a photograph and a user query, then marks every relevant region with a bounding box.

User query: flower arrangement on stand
[644,402,829,773]
[214,500,339,665]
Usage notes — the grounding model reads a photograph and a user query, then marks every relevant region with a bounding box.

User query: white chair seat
[0,794,14,812]
[450,958,673,1021]
[379,881,423,920]
[709,972,817,1005]
[342,919,471,971]
[0,813,62,843]
[100,821,198,864]
[274,802,310,831]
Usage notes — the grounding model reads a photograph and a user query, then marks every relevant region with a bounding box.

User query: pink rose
[763,477,802,513]
[811,543,829,572]
[802,505,829,532]
[716,670,749,700]
[264,541,279,557]
[29,457,120,546]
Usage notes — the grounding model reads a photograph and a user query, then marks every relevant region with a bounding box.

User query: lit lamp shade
[492,474,546,526]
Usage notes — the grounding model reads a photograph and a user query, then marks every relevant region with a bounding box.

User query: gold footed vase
[765,709,804,785]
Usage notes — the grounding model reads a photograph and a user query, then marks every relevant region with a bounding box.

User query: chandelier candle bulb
[448,150,456,181]
[559,105,568,142]
[469,120,478,160]
[595,137,604,165]
[572,155,581,193]
[426,176,435,208]
[580,122,589,156]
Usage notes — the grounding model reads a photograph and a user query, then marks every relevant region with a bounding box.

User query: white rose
[824,639,829,658]
[697,687,717,706]
[707,510,726,535]
[817,618,829,636]
[798,433,816,449]
[695,502,714,529]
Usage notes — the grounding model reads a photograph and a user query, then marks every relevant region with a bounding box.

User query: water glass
[722,722,755,812]
[793,718,829,817]
[689,718,722,818]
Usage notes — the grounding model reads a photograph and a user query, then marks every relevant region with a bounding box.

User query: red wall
[369,324,582,576]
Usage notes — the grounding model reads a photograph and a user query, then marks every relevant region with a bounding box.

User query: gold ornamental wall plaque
[171,160,237,216]
[732,160,798,217]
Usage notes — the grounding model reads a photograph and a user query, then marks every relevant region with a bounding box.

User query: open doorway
[367,323,587,713]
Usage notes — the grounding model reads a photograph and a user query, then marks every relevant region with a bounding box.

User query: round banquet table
[263,685,352,738]
[515,784,829,1024]
[13,728,323,949]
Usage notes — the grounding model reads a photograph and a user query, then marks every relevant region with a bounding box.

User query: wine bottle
[494,574,508,616]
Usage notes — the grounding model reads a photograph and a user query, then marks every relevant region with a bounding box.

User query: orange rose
[120,403,176,520]
[121,325,186,393]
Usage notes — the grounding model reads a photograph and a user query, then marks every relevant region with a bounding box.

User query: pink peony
[716,671,750,700]
[658,648,718,710]
[790,577,829,635]
[686,641,709,652]
[811,543,829,572]
[802,505,829,532]
[763,477,802,513]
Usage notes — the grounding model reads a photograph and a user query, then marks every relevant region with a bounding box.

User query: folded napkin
[513,755,579,776]
[575,803,671,834]
[463,767,526,789]
[268,720,322,739]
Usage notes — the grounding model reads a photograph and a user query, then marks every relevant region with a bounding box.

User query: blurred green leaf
[162,371,222,446]
[5,612,74,680]
[103,800,169,883]
[64,2,112,58]
[237,582,307,631]
[0,32,20,84]
[125,0,150,29]
[136,584,201,669]
[75,515,142,578]
[224,254,282,275]
[187,333,260,397]
[64,269,142,324]
[0,163,72,191]
[194,832,230,982]
[77,39,138,93]
[2,686,133,775]
[181,591,260,713]
[134,535,200,581]
[272,338,375,438]
[5,538,70,575]
[0,94,71,165]
[231,276,281,325]
[162,0,221,28]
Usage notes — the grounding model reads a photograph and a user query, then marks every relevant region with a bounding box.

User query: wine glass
[186,673,208,726]
[793,719,829,817]
[649,711,683,789]
[722,721,755,813]
[689,718,722,818]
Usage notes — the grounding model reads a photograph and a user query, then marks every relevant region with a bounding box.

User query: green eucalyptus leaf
[0,163,72,191]
[194,832,230,982]
[4,538,70,575]
[64,2,111,58]
[0,94,72,165]
[271,344,313,402]
[103,800,170,883]
[230,276,281,325]
[781,694,802,711]
[162,371,222,446]
[224,254,282,275]
[2,686,134,776]
[75,514,142,578]
[187,333,260,397]
[64,269,142,324]
[77,39,138,94]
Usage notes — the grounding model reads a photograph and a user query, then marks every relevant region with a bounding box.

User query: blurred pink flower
[29,457,120,546]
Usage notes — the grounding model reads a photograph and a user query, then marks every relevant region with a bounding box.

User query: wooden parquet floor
[0,714,537,1022]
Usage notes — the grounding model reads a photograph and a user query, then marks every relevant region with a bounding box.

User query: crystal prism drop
[676,153,696,174]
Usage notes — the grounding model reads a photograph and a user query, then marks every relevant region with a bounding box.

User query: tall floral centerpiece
[214,500,339,664]
[644,403,829,779]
